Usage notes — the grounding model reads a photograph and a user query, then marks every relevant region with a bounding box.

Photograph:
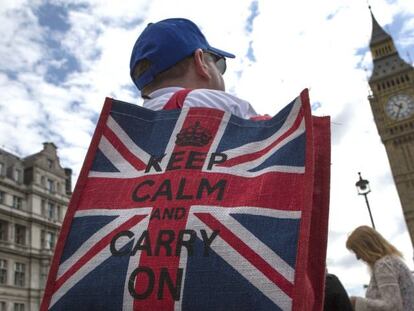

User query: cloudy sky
[1,0,414,298]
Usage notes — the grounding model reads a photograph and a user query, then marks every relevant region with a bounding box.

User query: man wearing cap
[130,18,259,118]
[128,18,319,310]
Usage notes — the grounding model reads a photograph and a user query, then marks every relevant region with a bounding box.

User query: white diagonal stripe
[50,219,149,309]
[223,96,302,160]
[91,136,137,174]
[190,206,301,219]
[187,214,292,310]
[210,211,295,282]
[58,208,151,278]
[107,115,151,164]
[209,165,305,178]
[202,111,231,172]
[88,171,145,178]
[75,208,151,217]
[50,244,113,308]
[190,206,299,283]
[221,118,306,172]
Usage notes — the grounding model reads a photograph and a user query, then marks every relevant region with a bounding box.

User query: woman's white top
[356,255,414,311]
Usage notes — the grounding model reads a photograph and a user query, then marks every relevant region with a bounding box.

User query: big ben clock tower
[367,7,414,246]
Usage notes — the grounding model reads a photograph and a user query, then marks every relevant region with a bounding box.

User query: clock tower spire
[367,7,414,246]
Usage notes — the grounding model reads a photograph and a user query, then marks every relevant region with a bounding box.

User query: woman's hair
[346,225,402,266]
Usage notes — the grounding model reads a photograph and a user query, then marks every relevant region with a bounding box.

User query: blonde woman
[346,226,414,311]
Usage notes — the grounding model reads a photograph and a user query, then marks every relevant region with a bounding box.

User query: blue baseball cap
[130,18,235,90]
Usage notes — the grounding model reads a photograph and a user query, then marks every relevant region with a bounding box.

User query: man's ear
[193,49,211,79]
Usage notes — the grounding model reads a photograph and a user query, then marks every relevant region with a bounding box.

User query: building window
[41,176,46,186]
[12,196,22,209]
[0,162,3,175]
[0,220,8,241]
[14,169,22,183]
[57,205,62,221]
[14,263,25,287]
[42,231,56,250]
[0,301,6,311]
[40,262,49,287]
[0,191,4,204]
[47,202,56,220]
[0,259,7,284]
[41,199,46,216]
[47,179,54,192]
[13,303,24,311]
[47,159,54,169]
[14,225,26,245]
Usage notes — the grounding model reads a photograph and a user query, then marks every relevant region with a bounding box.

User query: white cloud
[0,6,44,73]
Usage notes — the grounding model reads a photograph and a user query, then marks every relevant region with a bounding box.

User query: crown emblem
[176,121,212,147]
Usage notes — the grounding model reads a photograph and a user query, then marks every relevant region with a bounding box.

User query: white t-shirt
[143,87,258,119]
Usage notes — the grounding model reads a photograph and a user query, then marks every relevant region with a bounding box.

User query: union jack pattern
[41,89,330,311]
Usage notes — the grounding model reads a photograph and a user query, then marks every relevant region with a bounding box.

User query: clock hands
[394,102,403,119]
[386,94,414,121]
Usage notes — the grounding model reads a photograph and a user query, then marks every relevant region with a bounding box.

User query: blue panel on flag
[248,133,306,172]
[231,214,300,268]
[60,216,117,263]
[90,149,119,172]
[50,242,132,311]
[216,100,295,153]
[182,238,281,311]
[110,111,178,157]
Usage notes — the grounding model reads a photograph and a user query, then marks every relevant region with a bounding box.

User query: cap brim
[208,46,235,58]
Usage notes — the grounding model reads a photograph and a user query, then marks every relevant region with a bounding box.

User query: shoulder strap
[162,89,193,110]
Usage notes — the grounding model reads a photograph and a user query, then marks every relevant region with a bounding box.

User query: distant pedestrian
[324,272,353,311]
[346,225,414,311]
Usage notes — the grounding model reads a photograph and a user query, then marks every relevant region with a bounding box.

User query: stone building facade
[0,143,71,311]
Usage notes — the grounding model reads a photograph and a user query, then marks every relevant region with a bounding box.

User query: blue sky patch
[246,41,256,62]
[44,50,80,85]
[387,12,414,63]
[245,0,259,34]
[35,3,85,84]
[311,101,322,111]
[37,3,71,32]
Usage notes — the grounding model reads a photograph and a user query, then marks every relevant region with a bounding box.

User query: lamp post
[355,172,376,229]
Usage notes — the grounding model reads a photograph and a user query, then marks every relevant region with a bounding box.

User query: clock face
[385,94,414,121]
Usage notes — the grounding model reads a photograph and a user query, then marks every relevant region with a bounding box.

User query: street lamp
[355,172,376,229]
